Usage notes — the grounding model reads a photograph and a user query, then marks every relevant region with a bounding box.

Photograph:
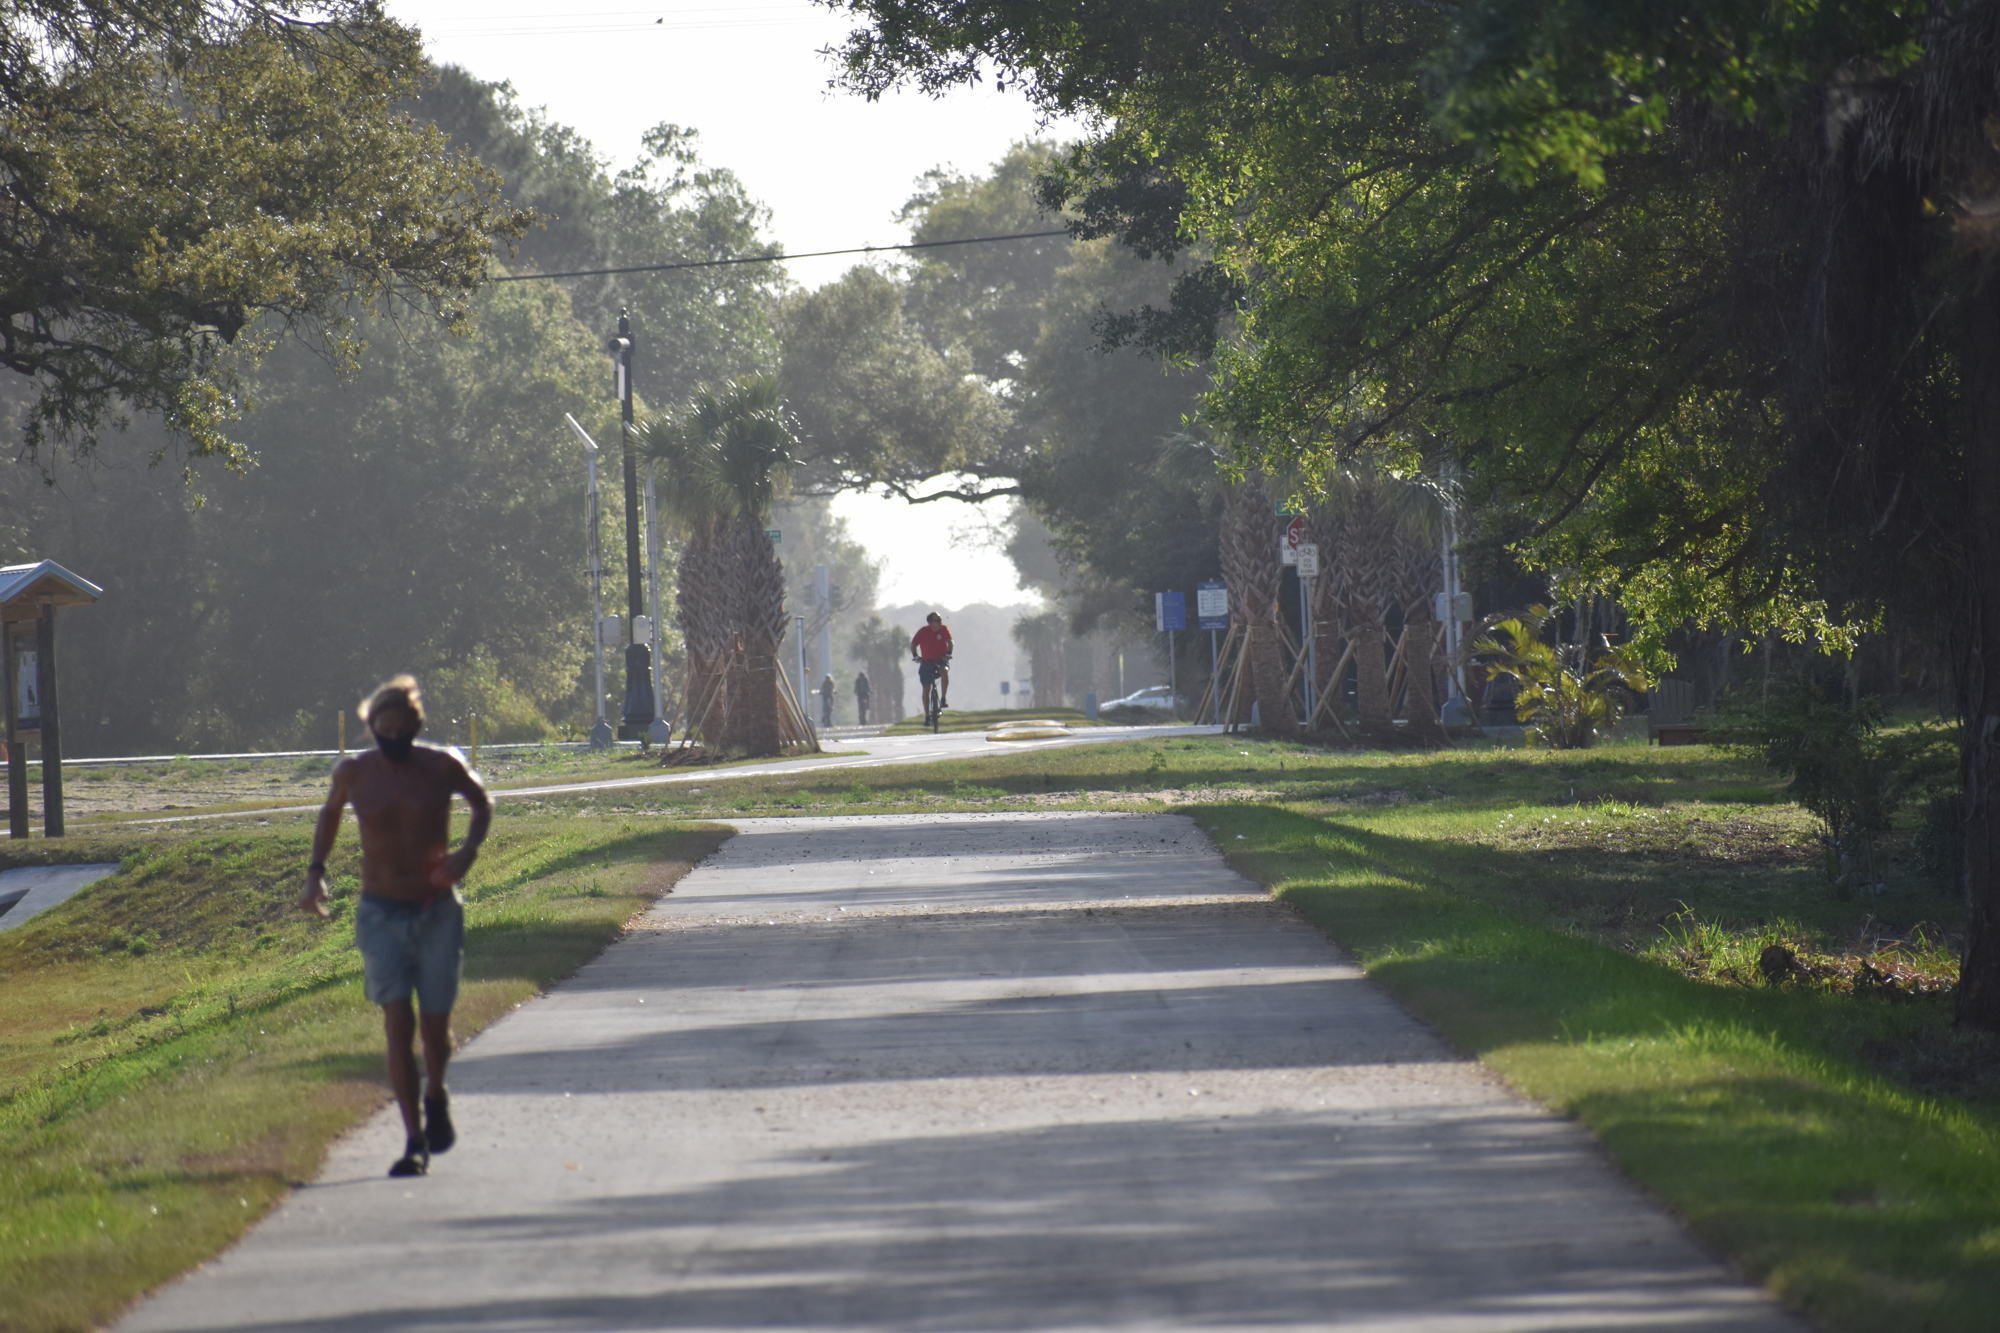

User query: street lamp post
[644,458,671,745]
[563,414,612,747]
[608,309,656,741]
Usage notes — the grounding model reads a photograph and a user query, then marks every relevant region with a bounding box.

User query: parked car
[1102,685,1183,713]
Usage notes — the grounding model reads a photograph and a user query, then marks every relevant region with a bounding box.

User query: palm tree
[1219,472,1296,735]
[641,412,731,744]
[848,615,909,723]
[705,381,793,754]
[645,376,797,756]
[1308,467,1444,742]
[1011,609,1068,710]
[1473,606,1649,749]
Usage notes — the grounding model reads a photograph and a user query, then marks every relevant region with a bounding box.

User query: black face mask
[375,732,417,762]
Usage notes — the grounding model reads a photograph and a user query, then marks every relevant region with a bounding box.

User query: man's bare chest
[348,764,453,826]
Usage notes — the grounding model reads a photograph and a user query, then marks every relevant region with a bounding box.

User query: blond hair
[359,674,425,727]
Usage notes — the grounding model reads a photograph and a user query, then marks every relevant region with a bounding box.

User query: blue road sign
[1155,590,1186,632]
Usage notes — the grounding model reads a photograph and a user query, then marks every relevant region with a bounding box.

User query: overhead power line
[490,228,1074,283]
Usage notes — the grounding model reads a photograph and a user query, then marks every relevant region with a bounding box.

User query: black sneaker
[424,1093,455,1154]
[389,1136,429,1177]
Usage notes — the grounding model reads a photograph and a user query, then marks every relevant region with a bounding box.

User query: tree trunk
[727,651,782,756]
[1311,615,1342,729]
[863,642,907,723]
[1332,486,1399,742]
[682,649,722,744]
[726,520,789,757]
[1958,277,2000,1029]
[1219,625,1253,727]
[1352,623,1392,737]
[675,522,732,746]
[1033,640,1065,709]
[1307,504,1346,731]
[716,643,747,753]
[1401,618,1449,746]
[1245,620,1292,732]
[1221,475,1297,735]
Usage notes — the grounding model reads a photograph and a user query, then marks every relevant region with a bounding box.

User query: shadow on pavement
[182,1113,1785,1332]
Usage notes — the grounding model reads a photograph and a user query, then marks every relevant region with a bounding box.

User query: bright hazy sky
[387,0,1072,608]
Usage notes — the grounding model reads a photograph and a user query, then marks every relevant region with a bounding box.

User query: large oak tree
[2,0,531,462]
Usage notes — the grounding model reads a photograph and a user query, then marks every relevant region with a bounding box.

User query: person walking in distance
[853,670,871,726]
[299,676,491,1177]
[910,612,953,712]
[819,673,836,727]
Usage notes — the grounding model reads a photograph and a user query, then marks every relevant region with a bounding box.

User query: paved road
[0,861,120,931]
[119,812,1798,1332]
[498,723,1221,800]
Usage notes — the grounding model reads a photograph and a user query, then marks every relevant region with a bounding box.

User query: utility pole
[796,614,811,739]
[608,309,656,741]
[1296,543,1319,728]
[1440,502,1460,697]
[814,563,832,687]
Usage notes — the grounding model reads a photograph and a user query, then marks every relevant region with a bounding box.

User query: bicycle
[916,655,949,733]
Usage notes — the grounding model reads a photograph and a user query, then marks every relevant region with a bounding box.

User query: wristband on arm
[308,862,326,877]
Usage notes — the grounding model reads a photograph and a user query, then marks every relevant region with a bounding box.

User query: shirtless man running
[299,676,491,1177]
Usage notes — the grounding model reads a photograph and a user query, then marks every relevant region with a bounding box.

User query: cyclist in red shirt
[910,612,953,711]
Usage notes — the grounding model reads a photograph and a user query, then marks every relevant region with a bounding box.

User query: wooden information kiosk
[1,561,102,838]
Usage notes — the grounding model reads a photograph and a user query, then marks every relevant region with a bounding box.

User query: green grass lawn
[0,814,726,1333]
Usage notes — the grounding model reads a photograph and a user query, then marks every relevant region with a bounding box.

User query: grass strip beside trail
[0,815,727,1333]
[880,706,1107,735]
[1194,802,2000,1332]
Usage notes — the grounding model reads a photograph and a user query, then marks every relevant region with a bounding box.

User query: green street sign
[766,529,781,542]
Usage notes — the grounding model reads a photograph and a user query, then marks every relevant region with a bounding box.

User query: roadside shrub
[1716,677,1954,894]
[1471,605,1649,749]
[1915,790,1965,892]
[425,650,557,744]
[1646,905,1957,996]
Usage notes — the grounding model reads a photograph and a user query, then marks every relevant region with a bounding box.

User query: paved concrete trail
[121,812,1799,1333]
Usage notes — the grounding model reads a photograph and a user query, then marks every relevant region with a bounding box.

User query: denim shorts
[355,891,465,1012]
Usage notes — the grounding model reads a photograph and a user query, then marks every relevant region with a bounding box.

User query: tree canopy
[2,0,533,463]
[822,1,1953,649]
[778,265,1012,501]
[818,0,2000,1023]
[0,72,788,752]
[418,69,784,402]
